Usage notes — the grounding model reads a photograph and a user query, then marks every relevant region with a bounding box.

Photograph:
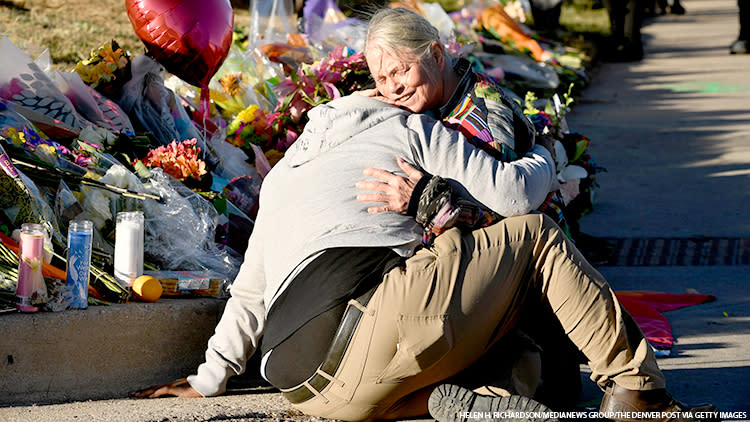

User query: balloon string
[200,84,210,144]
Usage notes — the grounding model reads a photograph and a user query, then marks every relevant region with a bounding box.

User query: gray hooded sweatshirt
[187,94,556,396]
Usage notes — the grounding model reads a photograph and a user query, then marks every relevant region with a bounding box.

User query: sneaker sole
[428,384,559,422]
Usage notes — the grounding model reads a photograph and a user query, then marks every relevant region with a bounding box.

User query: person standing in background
[601,0,645,61]
[730,0,749,54]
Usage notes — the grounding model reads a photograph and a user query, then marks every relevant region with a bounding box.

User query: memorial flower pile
[0,0,599,312]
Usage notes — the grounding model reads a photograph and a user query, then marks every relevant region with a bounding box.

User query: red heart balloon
[126,0,234,88]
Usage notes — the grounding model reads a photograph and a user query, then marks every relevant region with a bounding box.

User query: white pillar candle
[113,211,144,288]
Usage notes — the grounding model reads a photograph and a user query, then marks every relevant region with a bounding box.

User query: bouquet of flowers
[226,104,276,152]
[139,138,207,183]
[74,40,132,98]
[268,45,371,152]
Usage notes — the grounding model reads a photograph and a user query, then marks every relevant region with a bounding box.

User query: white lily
[553,139,588,205]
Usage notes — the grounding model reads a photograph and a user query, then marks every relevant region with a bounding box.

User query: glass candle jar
[113,211,144,289]
[16,223,48,312]
[66,220,93,309]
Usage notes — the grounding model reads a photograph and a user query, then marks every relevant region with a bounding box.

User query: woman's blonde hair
[364,7,441,63]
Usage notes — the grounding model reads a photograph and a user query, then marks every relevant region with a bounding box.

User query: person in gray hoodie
[135,94,716,422]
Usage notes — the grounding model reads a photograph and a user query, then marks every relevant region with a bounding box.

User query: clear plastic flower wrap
[208,45,276,120]
[248,0,298,50]
[206,128,255,183]
[142,168,240,282]
[302,0,367,58]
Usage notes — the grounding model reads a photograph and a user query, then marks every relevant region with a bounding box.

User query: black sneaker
[601,39,644,62]
[428,384,559,422]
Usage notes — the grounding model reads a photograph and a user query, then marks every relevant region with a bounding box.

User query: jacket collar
[430,57,476,120]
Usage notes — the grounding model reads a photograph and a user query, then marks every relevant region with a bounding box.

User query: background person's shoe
[730,39,749,54]
[600,383,719,422]
[428,384,558,422]
[669,2,686,14]
[656,0,668,14]
[601,39,644,62]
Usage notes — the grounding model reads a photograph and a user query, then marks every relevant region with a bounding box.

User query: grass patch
[0,0,251,70]
[560,0,610,36]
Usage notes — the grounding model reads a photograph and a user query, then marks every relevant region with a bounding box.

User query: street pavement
[570,0,750,416]
[0,0,748,420]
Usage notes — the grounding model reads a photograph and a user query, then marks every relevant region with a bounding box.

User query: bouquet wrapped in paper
[0,37,91,131]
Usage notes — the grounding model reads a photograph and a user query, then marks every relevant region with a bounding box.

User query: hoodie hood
[284,95,408,167]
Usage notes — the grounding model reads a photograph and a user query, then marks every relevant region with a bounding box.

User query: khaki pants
[291,213,664,421]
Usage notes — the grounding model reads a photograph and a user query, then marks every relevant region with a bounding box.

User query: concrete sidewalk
[569,0,750,416]
[1,0,749,420]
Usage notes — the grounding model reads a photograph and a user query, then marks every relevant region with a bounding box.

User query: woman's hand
[131,378,202,399]
[352,88,398,106]
[352,88,379,97]
[356,158,424,214]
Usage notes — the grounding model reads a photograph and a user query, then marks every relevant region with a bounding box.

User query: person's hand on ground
[131,378,202,399]
[356,157,424,214]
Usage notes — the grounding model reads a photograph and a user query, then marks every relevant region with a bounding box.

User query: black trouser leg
[623,0,644,44]
[739,0,750,41]
[603,0,642,43]
[602,0,625,42]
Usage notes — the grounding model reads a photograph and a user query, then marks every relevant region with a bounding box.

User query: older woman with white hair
[362,7,535,164]
[357,8,576,239]
[356,7,719,422]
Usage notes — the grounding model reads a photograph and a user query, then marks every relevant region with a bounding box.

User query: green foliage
[560,0,611,35]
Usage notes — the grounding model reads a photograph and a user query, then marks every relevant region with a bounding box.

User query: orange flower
[142,139,207,181]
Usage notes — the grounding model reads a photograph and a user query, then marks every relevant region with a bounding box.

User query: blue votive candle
[66,220,93,309]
